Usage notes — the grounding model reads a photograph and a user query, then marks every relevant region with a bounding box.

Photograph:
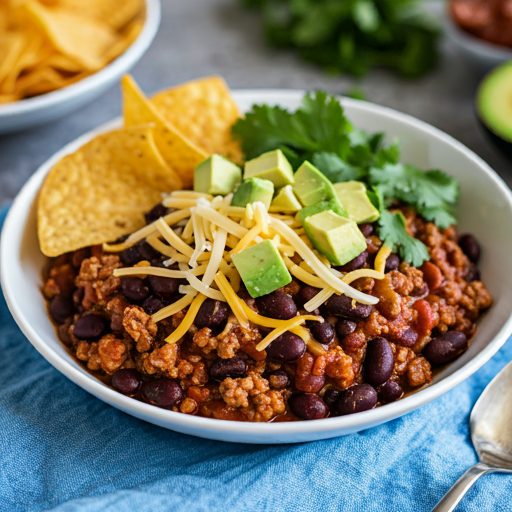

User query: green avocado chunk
[231,178,274,210]
[194,155,242,195]
[293,161,346,213]
[296,198,347,224]
[232,240,292,298]
[303,210,367,266]
[269,185,302,213]
[244,149,294,188]
[333,181,380,223]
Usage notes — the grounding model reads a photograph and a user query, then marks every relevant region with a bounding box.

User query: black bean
[464,266,481,283]
[322,388,342,407]
[139,241,159,261]
[295,286,320,308]
[384,254,400,273]
[142,296,165,316]
[459,234,480,263]
[112,369,142,395]
[49,294,74,324]
[121,276,150,301]
[147,275,179,299]
[209,357,247,381]
[267,370,290,390]
[336,250,368,272]
[378,380,403,403]
[73,314,107,340]
[358,223,374,237]
[195,299,229,328]
[364,337,394,386]
[288,393,328,420]
[266,331,306,362]
[335,319,357,340]
[323,294,372,320]
[120,242,158,266]
[334,384,378,416]
[423,331,468,365]
[307,318,334,345]
[257,290,297,320]
[142,378,183,408]
[145,203,168,225]
[394,328,418,348]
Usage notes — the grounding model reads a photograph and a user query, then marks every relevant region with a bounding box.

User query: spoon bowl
[433,361,512,511]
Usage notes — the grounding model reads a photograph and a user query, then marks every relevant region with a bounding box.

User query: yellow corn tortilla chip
[38,125,183,257]
[122,75,208,189]
[0,32,25,85]
[24,0,119,71]
[151,76,243,164]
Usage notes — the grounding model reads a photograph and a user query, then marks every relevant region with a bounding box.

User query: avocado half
[476,61,512,158]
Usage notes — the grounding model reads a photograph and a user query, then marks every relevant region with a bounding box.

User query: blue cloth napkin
[1,205,511,512]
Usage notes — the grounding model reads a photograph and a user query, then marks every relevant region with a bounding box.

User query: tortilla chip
[0,32,25,85]
[122,75,208,189]
[38,125,183,257]
[24,0,119,71]
[151,76,243,164]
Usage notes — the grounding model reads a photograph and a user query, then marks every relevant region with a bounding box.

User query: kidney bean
[266,332,306,362]
[337,250,368,272]
[384,254,400,272]
[121,277,150,302]
[358,223,374,237]
[335,319,357,340]
[145,203,168,225]
[195,299,229,328]
[364,337,394,386]
[112,369,142,395]
[322,388,342,407]
[267,370,290,390]
[142,296,165,316]
[413,299,436,337]
[73,314,107,340]
[378,380,403,403]
[334,384,378,416]
[142,378,183,408]
[148,275,179,299]
[49,294,74,324]
[421,261,444,292]
[324,294,372,320]
[295,286,320,308]
[394,327,418,348]
[288,393,328,420]
[459,234,480,263]
[257,290,297,320]
[423,331,468,365]
[209,357,247,381]
[307,318,334,345]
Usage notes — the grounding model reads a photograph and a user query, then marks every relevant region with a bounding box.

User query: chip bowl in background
[0,0,160,134]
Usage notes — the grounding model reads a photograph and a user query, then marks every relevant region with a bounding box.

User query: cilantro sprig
[242,0,440,78]
[232,91,460,267]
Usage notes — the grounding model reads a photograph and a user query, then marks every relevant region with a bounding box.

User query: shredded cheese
[202,220,227,287]
[162,198,201,209]
[375,245,393,274]
[214,272,249,327]
[168,191,213,200]
[231,224,261,255]
[291,326,326,355]
[152,292,197,322]
[189,210,206,268]
[156,218,194,257]
[304,287,335,312]
[195,205,248,239]
[165,294,207,344]
[113,264,208,279]
[342,268,385,284]
[256,316,316,351]
[253,202,269,235]
[179,263,225,301]
[181,216,194,240]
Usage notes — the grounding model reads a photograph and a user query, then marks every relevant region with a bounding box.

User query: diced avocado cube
[232,240,292,298]
[231,178,274,210]
[296,198,348,224]
[303,210,367,266]
[293,161,343,210]
[333,181,380,223]
[269,185,302,213]
[194,155,242,195]
[244,149,294,188]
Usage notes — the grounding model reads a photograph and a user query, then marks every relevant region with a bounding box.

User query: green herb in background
[232,91,459,265]
[243,0,440,78]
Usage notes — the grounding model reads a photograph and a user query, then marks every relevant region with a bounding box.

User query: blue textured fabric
[1,205,511,512]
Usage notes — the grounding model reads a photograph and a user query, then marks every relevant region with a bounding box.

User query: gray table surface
[0,0,510,206]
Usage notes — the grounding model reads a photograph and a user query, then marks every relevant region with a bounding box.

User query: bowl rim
[0,0,161,118]
[3,89,512,438]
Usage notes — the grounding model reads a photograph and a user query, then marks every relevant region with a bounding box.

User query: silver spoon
[432,360,512,512]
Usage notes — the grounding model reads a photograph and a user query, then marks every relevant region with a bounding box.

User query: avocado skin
[477,116,512,160]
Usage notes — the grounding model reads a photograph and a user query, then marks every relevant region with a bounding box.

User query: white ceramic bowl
[0,0,160,134]
[444,10,512,74]
[3,90,512,444]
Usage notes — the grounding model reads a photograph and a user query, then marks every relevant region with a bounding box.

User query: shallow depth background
[0,0,509,204]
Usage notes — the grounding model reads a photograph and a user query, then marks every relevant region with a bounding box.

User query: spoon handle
[431,462,495,512]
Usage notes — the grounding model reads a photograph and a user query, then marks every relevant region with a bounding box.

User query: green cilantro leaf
[417,206,457,230]
[312,152,364,183]
[378,210,430,267]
